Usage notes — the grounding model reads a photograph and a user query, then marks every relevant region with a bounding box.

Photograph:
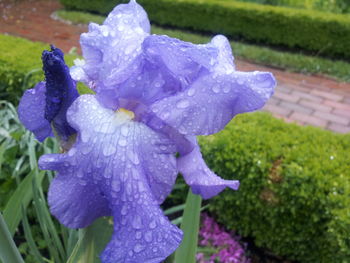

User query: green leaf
[174,190,202,263]
[66,217,113,263]
[0,212,24,263]
[3,170,45,236]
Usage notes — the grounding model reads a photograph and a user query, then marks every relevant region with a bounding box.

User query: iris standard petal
[75,0,150,91]
[39,95,181,262]
[143,35,218,88]
[151,71,275,135]
[17,82,53,141]
[177,137,239,199]
[42,45,79,141]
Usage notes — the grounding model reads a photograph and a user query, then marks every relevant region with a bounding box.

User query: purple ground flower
[197,214,250,263]
[18,1,275,262]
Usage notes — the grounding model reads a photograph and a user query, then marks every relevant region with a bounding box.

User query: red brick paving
[1,0,350,133]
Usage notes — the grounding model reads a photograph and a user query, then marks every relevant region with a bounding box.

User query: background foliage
[198,113,350,262]
[59,0,350,59]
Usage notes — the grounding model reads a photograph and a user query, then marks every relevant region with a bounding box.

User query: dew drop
[149,220,157,229]
[144,231,152,242]
[212,85,220,93]
[176,99,190,109]
[118,138,127,147]
[121,125,129,136]
[133,244,145,253]
[223,85,231,93]
[187,87,196,97]
[132,215,143,229]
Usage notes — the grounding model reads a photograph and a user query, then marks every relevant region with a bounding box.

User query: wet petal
[178,137,239,199]
[39,95,181,259]
[18,82,53,141]
[75,0,150,91]
[101,173,182,263]
[142,34,218,88]
[47,164,111,228]
[151,71,275,135]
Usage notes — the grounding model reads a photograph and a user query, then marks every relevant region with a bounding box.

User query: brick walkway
[1,0,349,133]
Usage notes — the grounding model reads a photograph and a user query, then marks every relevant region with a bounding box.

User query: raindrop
[118,138,127,146]
[223,85,231,93]
[132,215,143,229]
[121,125,129,136]
[212,85,220,93]
[133,244,145,253]
[144,231,152,242]
[176,99,190,109]
[187,87,196,97]
[149,220,157,229]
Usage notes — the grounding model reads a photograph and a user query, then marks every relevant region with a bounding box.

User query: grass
[55,9,350,82]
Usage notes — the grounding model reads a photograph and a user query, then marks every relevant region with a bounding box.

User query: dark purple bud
[42,45,79,141]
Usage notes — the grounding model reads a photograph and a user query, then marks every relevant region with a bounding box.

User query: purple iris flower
[18,1,275,262]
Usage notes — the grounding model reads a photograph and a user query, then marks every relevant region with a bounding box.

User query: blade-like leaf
[3,170,44,236]
[0,212,24,263]
[66,217,113,263]
[20,206,45,263]
[174,190,202,263]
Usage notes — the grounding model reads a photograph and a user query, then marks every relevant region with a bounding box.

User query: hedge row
[197,113,350,262]
[0,34,75,104]
[59,0,350,59]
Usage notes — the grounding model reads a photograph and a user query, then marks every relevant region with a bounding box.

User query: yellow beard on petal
[114,108,135,125]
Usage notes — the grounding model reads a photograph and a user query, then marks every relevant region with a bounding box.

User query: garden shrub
[0,34,75,104]
[59,0,350,59]
[197,112,350,262]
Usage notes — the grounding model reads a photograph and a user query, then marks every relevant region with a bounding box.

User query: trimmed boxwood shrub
[59,0,350,59]
[0,34,75,104]
[197,112,350,262]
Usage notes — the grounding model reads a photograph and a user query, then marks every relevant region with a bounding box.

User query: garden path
[1,0,349,133]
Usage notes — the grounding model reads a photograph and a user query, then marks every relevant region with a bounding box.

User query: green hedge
[197,112,350,262]
[0,34,75,104]
[59,0,350,59]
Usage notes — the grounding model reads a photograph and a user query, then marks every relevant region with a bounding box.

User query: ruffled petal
[138,34,274,135]
[178,137,239,199]
[39,95,181,262]
[17,82,53,142]
[101,174,182,263]
[142,34,218,88]
[151,71,275,135]
[47,165,111,228]
[74,0,150,91]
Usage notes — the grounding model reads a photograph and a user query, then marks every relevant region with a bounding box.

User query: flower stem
[174,189,202,263]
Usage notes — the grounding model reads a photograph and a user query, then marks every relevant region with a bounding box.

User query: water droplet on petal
[121,125,129,136]
[187,87,196,97]
[118,138,127,147]
[133,243,145,253]
[176,99,190,109]
[132,215,143,229]
[149,220,157,229]
[144,231,152,242]
[212,85,220,93]
[223,85,231,93]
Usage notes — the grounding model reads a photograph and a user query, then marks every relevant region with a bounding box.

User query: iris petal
[39,95,181,262]
[18,82,53,141]
[151,71,275,135]
[73,0,150,93]
[178,137,239,199]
